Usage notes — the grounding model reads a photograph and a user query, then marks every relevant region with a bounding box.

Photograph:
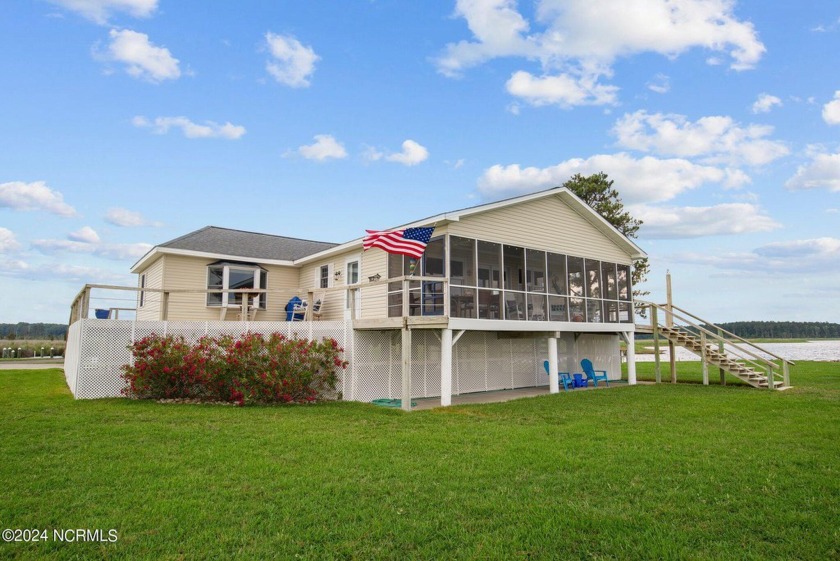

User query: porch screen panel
[422,237,445,316]
[526,249,546,293]
[568,257,584,297]
[450,236,476,286]
[450,287,476,319]
[387,253,403,317]
[547,253,567,295]
[568,257,585,322]
[585,259,602,299]
[503,245,525,291]
[477,241,502,320]
[477,241,501,289]
[617,264,631,300]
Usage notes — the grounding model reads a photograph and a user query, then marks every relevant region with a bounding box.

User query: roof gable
[297,187,646,264]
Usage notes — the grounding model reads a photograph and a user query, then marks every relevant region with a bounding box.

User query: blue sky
[1,0,839,324]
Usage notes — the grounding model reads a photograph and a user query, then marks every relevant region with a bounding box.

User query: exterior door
[345,257,361,319]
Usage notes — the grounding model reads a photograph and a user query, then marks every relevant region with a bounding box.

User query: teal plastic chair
[543,360,574,391]
[580,358,609,387]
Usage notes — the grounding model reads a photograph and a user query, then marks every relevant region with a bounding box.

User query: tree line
[705,321,840,340]
[1,323,68,340]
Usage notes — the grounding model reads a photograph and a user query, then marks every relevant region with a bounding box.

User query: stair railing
[636,300,794,387]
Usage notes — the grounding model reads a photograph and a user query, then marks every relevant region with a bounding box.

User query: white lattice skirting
[64,320,620,401]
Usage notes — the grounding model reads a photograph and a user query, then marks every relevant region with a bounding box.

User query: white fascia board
[294,238,365,266]
[448,318,637,332]
[294,214,459,265]
[130,247,297,273]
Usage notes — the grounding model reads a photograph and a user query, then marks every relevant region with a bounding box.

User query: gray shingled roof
[160,226,339,261]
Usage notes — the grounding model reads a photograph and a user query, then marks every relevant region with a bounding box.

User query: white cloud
[385,140,429,166]
[785,151,840,192]
[0,181,76,216]
[132,115,245,139]
[505,71,618,108]
[295,135,347,161]
[631,203,780,239]
[751,93,782,114]
[105,207,160,227]
[436,0,765,106]
[647,73,670,94]
[48,0,157,24]
[612,110,789,166]
[362,146,384,162]
[0,259,129,283]
[0,228,20,253]
[677,238,840,274]
[822,91,840,125]
[477,152,748,204]
[265,32,319,88]
[32,238,152,260]
[435,0,535,78]
[68,226,101,244]
[102,29,180,83]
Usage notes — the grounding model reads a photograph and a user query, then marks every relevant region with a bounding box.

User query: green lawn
[2,364,839,560]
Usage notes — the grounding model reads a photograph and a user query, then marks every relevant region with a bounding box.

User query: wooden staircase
[636,301,793,390]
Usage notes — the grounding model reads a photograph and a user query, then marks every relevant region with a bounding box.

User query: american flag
[363,227,435,259]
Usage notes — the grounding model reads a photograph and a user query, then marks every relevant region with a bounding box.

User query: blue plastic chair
[580,358,609,387]
[543,360,575,391]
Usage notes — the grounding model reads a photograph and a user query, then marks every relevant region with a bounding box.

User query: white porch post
[440,328,453,406]
[547,336,559,394]
[626,331,637,385]
[401,325,412,412]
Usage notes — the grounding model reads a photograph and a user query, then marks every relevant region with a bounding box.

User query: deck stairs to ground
[635,301,793,390]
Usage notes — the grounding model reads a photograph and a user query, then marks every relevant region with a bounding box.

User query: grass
[2,364,839,560]
[0,339,64,359]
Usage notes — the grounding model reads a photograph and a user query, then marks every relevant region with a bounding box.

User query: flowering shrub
[121,332,347,405]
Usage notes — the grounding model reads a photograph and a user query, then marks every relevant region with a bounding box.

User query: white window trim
[207,264,266,309]
[345,254,361,316]
[316,264,332,290]
[138,273,146,308]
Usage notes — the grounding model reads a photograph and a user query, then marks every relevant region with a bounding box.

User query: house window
[138,274,146,308]
[206,263,267,309]
[319,265,330,289]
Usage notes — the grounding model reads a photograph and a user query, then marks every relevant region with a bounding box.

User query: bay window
[206,262,267,309]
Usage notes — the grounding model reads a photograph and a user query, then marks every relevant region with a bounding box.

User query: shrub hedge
[121,332,347,405]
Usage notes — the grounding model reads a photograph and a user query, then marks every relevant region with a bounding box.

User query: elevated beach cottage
[65,187,647,408]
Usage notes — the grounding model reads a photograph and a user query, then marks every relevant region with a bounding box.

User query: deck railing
[67,275,447,325]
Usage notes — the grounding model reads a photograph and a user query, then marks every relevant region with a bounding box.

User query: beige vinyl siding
[297,248,374,321]
[136,256,164,320]
[448,196,633,264]
[295,247,390,320]
[359,249,387,319]
[160,254,299,321]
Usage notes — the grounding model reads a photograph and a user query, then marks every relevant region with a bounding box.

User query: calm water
[636,340,840,362]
